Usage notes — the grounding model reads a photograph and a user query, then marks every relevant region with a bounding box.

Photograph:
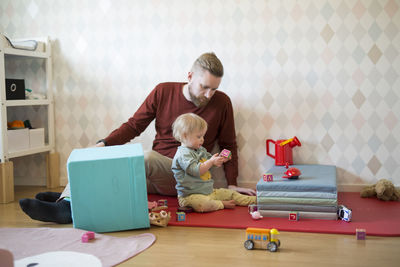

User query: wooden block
[0,161,14,204]
[176,212,186,221]
[81,234,89,243]
[356,229,366,240]
[86,231,95,239]
[46,152,60,188]
[263,173,273,182]
[220,149,231,159]
[158,199,168,207]
[289,212,299,221]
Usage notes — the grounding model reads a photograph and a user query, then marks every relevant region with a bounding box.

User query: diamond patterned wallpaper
[1,0,399,189]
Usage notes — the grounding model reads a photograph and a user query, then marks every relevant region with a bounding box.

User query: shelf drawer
[29,128,45,148]
[7,128,29,152]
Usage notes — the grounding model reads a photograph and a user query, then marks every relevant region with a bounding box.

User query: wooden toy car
[244,227,281,252]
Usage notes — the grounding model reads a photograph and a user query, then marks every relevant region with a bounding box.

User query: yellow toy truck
[244,227,281,252]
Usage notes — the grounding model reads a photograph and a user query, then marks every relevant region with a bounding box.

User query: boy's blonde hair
[172,113,208,142]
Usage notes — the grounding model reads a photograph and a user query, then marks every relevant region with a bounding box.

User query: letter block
[263,173,273,182]
[289,211,299,221]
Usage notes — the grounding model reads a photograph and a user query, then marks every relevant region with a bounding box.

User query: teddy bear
[360,179,400,201]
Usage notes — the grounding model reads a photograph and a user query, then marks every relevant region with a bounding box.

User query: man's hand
[228,185,256,196]
[95,141,105,147]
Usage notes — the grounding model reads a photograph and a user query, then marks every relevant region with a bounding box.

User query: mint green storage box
[67,143,149,232]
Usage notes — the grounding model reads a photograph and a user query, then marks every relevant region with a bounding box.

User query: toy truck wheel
[244,240,254,250]
[267,242,278,252]
[276,240,281,247]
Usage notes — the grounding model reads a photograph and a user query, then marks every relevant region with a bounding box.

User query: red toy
[266,136,301,166]
[282,167,301,179]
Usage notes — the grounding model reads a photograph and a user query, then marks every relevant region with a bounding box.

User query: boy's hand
[222,157,230,163]
[210,153,225,167]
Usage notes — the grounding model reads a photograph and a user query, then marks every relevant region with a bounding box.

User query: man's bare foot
[222,200,236,209]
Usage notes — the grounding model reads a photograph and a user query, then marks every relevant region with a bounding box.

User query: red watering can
[266,136,301,166]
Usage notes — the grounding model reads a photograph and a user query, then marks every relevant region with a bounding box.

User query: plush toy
[148,202,171,227]
[360,179,400,201]
[149,210,171,227]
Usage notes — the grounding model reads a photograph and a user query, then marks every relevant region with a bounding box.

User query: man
[19,52,255,224]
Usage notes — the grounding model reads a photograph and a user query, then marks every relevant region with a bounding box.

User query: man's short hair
[191,52,224,77]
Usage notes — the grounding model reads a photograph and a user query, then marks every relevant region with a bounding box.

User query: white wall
[1,0,399,189]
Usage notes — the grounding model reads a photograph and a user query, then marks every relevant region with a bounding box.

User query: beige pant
[178,188,256,213]
[61,150,177,198]
[144,150,176,196]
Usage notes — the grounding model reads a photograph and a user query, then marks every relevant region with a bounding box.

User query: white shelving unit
[0,36,59,203]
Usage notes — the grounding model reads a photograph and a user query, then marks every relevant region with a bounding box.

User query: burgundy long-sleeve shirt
[104,82,238,186]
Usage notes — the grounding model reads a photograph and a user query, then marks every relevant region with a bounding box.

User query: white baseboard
[337,184,365,192]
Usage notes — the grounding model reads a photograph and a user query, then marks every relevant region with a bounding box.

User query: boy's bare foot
[222,200,236,209]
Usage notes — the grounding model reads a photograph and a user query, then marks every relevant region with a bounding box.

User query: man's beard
[188,84,210,107]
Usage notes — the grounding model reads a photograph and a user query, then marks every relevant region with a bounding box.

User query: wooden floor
[1,186,400,267]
